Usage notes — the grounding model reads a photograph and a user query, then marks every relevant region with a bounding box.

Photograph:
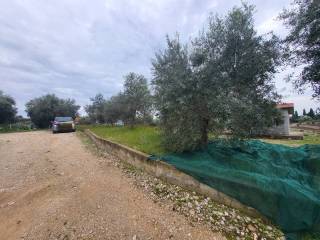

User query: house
[268,103,294,136]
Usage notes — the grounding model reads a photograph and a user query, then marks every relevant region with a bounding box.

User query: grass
[261,132,320,146]
[86,125,165,155]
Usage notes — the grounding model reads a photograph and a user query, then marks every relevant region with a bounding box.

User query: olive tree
[121,73,152,126]
[204,5,281,137]
[152,37,202,152]
[85,93,106,123]
[152,4,282,152]
[103,94,125,125]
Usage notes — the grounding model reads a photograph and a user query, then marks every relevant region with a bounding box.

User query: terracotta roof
[276,103,294,109]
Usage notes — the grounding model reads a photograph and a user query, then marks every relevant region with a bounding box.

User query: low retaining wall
[257,134,303,140]
[84,129,265,220]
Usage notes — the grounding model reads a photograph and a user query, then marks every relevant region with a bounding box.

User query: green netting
[150,140,320,239]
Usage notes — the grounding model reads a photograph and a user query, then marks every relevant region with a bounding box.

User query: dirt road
[0,131,224,240]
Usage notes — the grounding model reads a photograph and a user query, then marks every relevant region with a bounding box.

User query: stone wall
[84,129,266,220]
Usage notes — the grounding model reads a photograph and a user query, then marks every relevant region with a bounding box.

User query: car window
[54,117,73,122]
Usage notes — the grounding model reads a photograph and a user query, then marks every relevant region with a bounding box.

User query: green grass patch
[261,132,320,146]
[86,125,165,155]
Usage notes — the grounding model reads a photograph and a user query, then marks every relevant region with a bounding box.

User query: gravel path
[0,131,225,240]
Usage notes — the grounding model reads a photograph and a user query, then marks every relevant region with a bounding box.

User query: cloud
[0,0,318,116]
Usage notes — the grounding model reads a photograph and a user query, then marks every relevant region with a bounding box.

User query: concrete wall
[84,129,267,220]
[268,109,290,136]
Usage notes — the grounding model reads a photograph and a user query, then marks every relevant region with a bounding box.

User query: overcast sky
[0,0,319,116]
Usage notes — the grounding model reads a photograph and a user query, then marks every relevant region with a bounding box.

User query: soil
[0,131,225,240]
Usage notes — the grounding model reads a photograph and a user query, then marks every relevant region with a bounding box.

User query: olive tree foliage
[25,94,80,128]
[103,95,124,124]
[280,0,320,99]
[121,73,153,126]
[204,5,281,137]
[152,4,282,152]
[85,93,106,123]
[86,73,152,125]
[0,90,17,124]
[152,37,201,152]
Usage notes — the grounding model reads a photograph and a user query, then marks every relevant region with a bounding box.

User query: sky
[0,0,319,116]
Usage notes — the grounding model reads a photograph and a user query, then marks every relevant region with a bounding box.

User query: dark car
[52,117,75,133]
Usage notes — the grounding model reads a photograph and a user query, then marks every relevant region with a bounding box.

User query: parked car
[52,117,75,133]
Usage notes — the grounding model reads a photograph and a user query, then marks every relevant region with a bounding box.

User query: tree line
[291,108,320,123]
[0,1,319,152]
[84,73,153,126]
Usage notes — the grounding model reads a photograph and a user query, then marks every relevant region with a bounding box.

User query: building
[268,103,294,136]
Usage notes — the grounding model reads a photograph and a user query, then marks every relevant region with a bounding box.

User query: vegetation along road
[0,131,225,240]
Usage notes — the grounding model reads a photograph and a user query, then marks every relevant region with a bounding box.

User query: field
[84,125,320,155]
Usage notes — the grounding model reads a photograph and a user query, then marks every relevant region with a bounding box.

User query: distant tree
[280,0,320,99]
[0,90,17,124]
[121,73,152,126]
[152,4,281,152]
[103,94,125,125]
[303,109,307,116]
[25,94,79,128]
[85,75,152,126]
[308,108,316,119]
[291,110,299,122]
[299,115,312,123]
[85,94,106,123]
